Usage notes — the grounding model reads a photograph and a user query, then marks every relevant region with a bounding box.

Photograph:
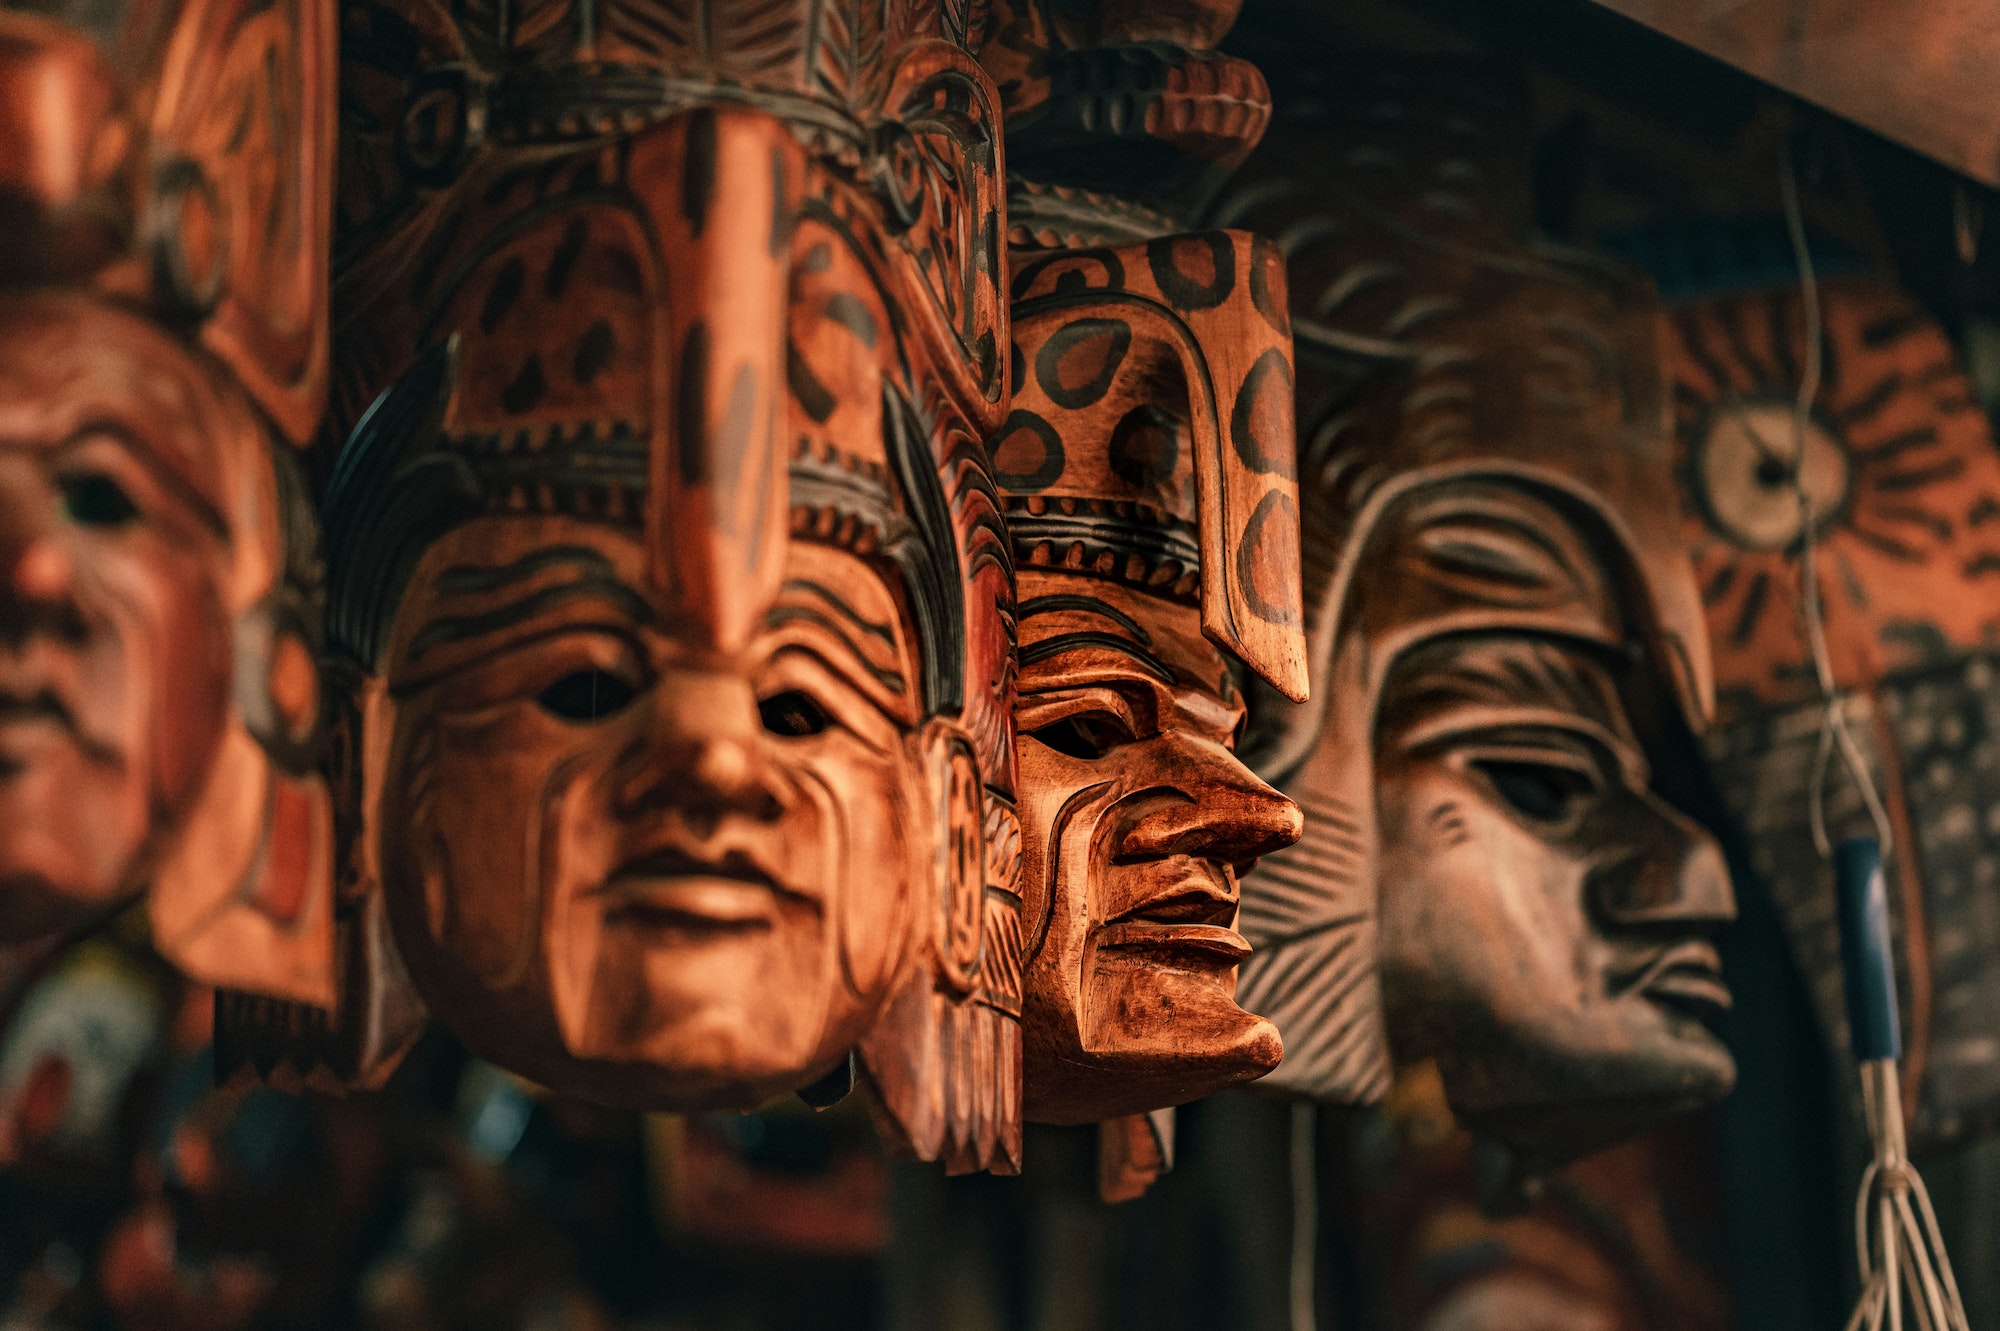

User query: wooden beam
[1584,0,2000,186]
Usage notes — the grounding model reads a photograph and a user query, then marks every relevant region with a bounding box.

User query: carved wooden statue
[1225,93,1736,1192]
[0,0,336,1004]
[264,0,1022,1174]
[1000,233,1309,1126]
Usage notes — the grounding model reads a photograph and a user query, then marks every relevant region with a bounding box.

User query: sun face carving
[1666,280,2000,713]
[1691,399,1850,552]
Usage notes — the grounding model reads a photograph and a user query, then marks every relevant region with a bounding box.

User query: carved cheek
[389,704,606,997]
[1383,761,1596,1025]
[127,535,233,808]
[811,735,913,1008]
[1017,748,1120,1028]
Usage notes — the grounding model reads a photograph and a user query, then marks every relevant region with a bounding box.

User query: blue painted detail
[1835,837,1902,1063]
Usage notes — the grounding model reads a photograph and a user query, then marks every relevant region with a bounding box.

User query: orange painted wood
[0,0,337,1007]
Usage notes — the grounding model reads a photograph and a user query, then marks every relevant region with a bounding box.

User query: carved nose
[689,735,752,797]
[1587,792,1737,928]
[5,539,70,601]
[613,674,784,821]
[0,477,78,641]
[1122,736,1304,868]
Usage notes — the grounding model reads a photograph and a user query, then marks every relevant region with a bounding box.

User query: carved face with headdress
[322,5,1017,1169]
[997,231,1308,1124]
[0,0,333,1004]
[1235,215,1736,1182]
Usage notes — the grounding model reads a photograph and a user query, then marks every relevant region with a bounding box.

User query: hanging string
[1289,1102,1317,1331]
[1775,141,1896,862]
[1780,143,1969,1331]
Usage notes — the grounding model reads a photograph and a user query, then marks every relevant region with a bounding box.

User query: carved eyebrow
[1020,631,1178,687]
[764,605,909,695]
[53,420,229,541]
[775,578,896,644]
[1018,594,1153,646]
[409,576,656,661]
[433,545,616,594]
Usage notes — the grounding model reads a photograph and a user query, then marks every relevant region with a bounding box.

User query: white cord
[1782,143,1969,1331]
[1289,1102,1317,1331]
[1844,1061,1970,1331]
[1776,143,1896,861]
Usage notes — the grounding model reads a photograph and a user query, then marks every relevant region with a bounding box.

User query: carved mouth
[0,688,77,773]
[1095,863,1250,963]
[1630,940,1732,1019]
[601,846,787,933]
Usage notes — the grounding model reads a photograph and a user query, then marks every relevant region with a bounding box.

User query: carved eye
[537,669,637,722]
[56,472,138,527]
[1473,759,1596,824]
[1029,711,1135,762]
[759,689,832,738]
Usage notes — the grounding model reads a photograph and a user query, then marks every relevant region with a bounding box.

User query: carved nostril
[7,539,68,601]
[693,737,750,794]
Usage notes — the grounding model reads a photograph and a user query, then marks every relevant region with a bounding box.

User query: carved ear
[151,448,336,1008]
[142,0,332,448]
[856,723,1023,1174]
[211,670,427,1092]
[150,721,336,1008]
[933,731,989,999]
[879,41,1010,437]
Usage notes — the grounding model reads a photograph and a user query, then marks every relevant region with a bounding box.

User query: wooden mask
[0,0,335,1003]
[1000,231,1308,1125]
[1668,277,2000,1148]
[308,0,1019,1172]
[1225,104,1731,1178]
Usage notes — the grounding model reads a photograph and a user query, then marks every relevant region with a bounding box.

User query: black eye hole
[759,689,832,738]
[536,669,637,722]
[56,472,139,527]
[1473,759,1597,824]
[1029,711,1134,762]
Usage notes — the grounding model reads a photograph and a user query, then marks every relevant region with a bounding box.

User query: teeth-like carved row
[1015,537,1201,599]
[446,418,647,456]
[1011,493,1182,528]
[1047,49,1272,161]
[1006,491,1205,600]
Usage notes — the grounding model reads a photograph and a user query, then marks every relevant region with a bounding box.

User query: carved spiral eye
[759,690,832,738]
[398,69,477,185]
[537,669,637,722]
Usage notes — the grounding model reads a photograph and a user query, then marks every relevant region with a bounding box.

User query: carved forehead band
[322,346,921,671]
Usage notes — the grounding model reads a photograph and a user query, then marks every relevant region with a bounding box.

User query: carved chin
[0,737,146,939]
[1441,1008,1736,1174]
[1021,937,1282,1125]
[554,890,840,1106]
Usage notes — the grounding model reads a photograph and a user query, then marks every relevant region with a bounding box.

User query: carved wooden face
[1373,632,1735,1166]
[323,106,1010,1126]
[377,517,930,1107]
[1014,568,1292,1124]
[0,297,244,939]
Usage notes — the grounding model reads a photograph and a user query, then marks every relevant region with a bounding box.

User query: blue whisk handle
[1836,837,1901,1063]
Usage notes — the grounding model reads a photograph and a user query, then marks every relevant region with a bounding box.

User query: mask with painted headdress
[981,1,1308,1170]
[232,0,1020,1173]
